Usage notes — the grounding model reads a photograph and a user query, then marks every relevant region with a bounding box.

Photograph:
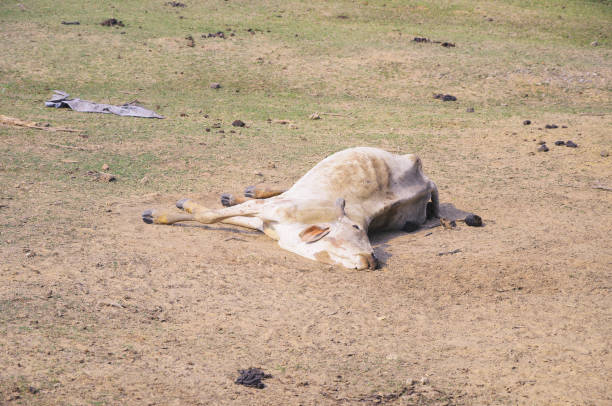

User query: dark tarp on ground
[45,90,164,119]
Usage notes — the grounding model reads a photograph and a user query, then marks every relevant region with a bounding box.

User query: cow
[141,147,441,270]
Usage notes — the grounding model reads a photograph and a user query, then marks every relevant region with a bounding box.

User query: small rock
[210,83,221,89]
[601,150,609,157]
[101,163,110,171]
[591,40,599,47]
[561,125,567,128]
[420,377,430,385]
[465,214,483,227]
[554,140,565,146]
[545,124,558,129]
[466,107,474,113]
[523,120,531,125]
[309,112,321,120]
[566,140,578,148]
[139,176,149,184]
[538,144,549,152]
[232,119,245,127]
[537,140,546,145]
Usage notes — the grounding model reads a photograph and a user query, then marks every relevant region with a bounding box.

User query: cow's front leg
[141,209,194,225]
[176,198,262,224]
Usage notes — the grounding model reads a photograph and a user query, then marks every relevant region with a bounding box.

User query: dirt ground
[1,0,611,404]
[2,114,611,405]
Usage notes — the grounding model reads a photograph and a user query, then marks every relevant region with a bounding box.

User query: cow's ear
[335,198,346,218]
[299,225,330,243]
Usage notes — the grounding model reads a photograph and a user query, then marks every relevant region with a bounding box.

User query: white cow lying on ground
[142,147,447,270]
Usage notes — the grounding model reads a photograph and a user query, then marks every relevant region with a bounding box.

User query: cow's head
[285,198,378,270]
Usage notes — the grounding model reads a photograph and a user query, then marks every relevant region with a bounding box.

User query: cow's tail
[429,180,440,218]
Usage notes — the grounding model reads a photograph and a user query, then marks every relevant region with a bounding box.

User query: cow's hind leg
[220,194,253,207]
[244,184,286,199]
[220,184,285,207]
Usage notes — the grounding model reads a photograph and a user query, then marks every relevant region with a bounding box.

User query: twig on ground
[1,114,83,133]
[592,182,612,192]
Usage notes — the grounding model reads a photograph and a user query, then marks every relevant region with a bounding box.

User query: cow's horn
[335,198,346,218]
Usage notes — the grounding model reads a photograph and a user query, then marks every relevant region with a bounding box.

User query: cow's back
[284,148,426,224]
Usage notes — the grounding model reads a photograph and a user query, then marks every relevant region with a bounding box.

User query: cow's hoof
[221,193,234,207]
[465,214,483,227]
[176,198,189,210]
[244,185,256,198]
[142,209,155,224]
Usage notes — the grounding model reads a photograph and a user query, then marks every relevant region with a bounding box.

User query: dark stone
[165,1,186,6]
[554,140,565,146]
[61,21,80,25]
[566,140,578,148]
[235,368,272,389]
[232,119,246,127]
[440,42,455,47]
[523,120,531,125]
[413,37,430,43]
[538,144,549,152]
[465,214,483,227]
[466,107,474,113]
[545,124,558,129]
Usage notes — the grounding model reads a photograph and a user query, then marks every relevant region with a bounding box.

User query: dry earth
[2,115,611,405]
[1,0,611,405]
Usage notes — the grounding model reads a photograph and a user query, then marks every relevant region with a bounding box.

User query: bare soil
[2,114,611,405]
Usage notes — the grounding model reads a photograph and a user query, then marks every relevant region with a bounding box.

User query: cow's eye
[352,225,360,230]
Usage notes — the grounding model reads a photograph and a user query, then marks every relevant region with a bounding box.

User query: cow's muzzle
[359,253,379,270]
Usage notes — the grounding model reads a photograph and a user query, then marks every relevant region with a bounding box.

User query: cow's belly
[367,188,431,232]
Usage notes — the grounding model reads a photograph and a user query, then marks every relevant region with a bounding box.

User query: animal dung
[433,94,457,102]
[101,18,124,27]
[465,214,483,227]
[440,218,456,229]
[235,368,272,389]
